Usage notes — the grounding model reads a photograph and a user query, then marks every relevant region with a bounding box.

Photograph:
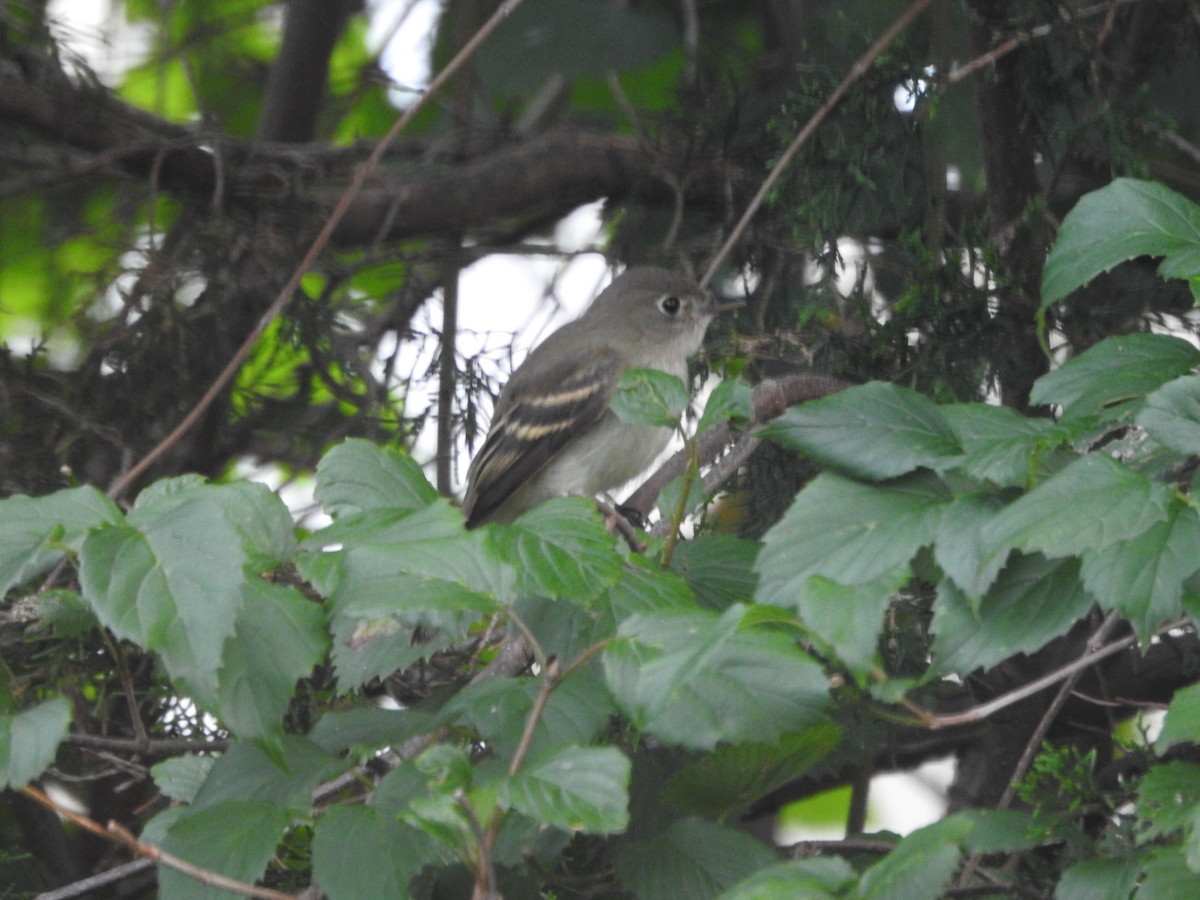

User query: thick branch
[0,58,742,247]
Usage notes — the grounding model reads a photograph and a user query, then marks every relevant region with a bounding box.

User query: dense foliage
[4,1,1200,898]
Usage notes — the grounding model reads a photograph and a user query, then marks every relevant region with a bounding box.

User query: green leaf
[0,486,122,594]
[940,403,1059,487]
[603,606,830,750]
[717,858,857,900]
[1029,334,1200,420]
[1140,848,1200,898]
[309,708,437,756]
[497,745,630,834]
[300,500,511,619]
[1055,856,1143,900]
[190,737,345,814]
[1080,503,1200,641]
[152,755,215,804]
[314,438,438,518]
[214,579,329,741]
[497,498,624,601]
[934,492,1010,598]
[614,816,778,900]
[1137,761,1200,840]
[132,479,296,568]
[665,724,842,818]
[604,556,696,619]
[158,801,292,900]
[0,697,71,789]
[932,556,1092,675]
[698,379,754,435]
[1138,375,1200,454]
[1156,682,1200,753]
[859,810,1045,900]
[1041,178,1200,307]
[610,368,690,428]
[756,471,948,603]
[982,454,1174,560]
[796,567,909,677]
[80,524,241,707]
[312,805,431,900]
[759,381,962,481]
[670,534,759,609]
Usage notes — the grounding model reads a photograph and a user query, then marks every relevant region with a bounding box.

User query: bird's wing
[463,345,622,527]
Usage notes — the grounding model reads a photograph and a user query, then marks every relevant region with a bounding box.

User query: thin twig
[21,785,296,900]
[106,0,532,501]
[907,617,1190,730]
[100,632,151,752]
[956,611,1121,888]
[34,858,155,900]
[66,733,230,756]
[699,0,934,289]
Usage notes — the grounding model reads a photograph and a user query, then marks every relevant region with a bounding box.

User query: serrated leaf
[151,755,215,803]
[858,817,968,900]
[0,697,71,789]
[1138,375,1200,454]
[604,556,696,619]
[1029,333,1200,420]
[717,858,857,900]
[1140,849,1200,898]
[190,737,345,814]
[1056,857,1143,900]
[131,479,296,568]
[760,381,962,480]
[79,482,298,707]
[314,438,438,517]
[497,745,630,833]
[796,567,909,677]
[312,804,433,900]
[0,486,122,595]
[934,492,1010,598]
[1041,178,1200,307]
[610,367,690,428]
[603,606,830,750]
[614,816,778,900]
[932,555,1092,675]
[698,379,754,435]
[1157,682,1200,753]
[80,522,242,707]
[497,498,624,601]
[665,723,841,817]
[309,707,437,756]
[756,471,948,605]
[1081,503,1200,641]
[940,403,1059,486]
[214,579,329,741]
[299,500,511,620]
[860,810,1044,900]
[670,534,759,609]
[158,800,292,900]
[982,454,1174,560]
[1137,761,1200,840]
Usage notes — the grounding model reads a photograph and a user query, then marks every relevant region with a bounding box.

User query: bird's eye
[659,295,682,316]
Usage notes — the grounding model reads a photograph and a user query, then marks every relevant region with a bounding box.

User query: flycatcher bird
[462,266,735,528]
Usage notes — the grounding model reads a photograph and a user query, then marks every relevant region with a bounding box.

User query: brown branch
[65,733,231,757]
[0,67,740,250]
[623,372,851,518]
[21,785,296,900]
[33,858,155,900]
